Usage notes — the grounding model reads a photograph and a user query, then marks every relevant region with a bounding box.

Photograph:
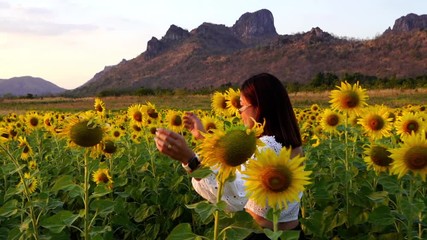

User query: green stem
[0,144,39,240]
[84,154,90,240]
[344,113,350,217]
[213,179,224,240]
[273,208,279,233]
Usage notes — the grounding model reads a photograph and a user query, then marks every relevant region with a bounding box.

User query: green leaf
[134,204,157,222]
[367,191,389,203]
[378,175,400,194]
[166,223,199,240]
[189,167,213,179]
[1,163,17,175]
[90,184,112,198]
[4,187,22,201]
[222,226,253,240]
[90,199,115,216]
[51,175,76,193]
[282,230,301,240]
[264,228,282,240]
[0,200,18,217]
[186,201,216,223]
[368,205,394,225]
[40,210,79,233]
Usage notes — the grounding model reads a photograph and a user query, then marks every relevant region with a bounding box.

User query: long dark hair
[240,73,302,148]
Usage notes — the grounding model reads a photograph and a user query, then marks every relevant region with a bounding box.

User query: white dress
[191,135,302,222]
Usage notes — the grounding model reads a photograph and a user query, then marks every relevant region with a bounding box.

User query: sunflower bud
[70,120,103,147]
[216,129,257,167]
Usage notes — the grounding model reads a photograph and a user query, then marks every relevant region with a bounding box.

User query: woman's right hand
[183,112,205,140]
[154,128,195,164]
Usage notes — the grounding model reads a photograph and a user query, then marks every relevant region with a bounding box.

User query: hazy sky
[0,0,426,90]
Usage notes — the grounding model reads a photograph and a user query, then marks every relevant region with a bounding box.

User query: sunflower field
[0,82,426,240]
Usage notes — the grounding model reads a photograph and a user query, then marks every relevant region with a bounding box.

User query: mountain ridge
[0,76,66,97]
[68,9,426,96]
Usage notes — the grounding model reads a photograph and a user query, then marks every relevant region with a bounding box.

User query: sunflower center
[98,173,109,183]
[368,115,385,131]
[172,116,182,126]
[113,131,121,138]
[388,112,396,122]
[133,112,143,122]
[404,146,427,170]
[147,109,158,119]
[326,114,339,127]
[261,167,292,192]
[205,123,217,133]
[370,146,393,167]
[103,140,117,154]
[30,117,39,127]
[95,105,103,112]
[217,130,256,167]
[45,119,52,126]
[220,98,228,110]
[231,96,241,109]
[70,120,103,147]
[341,91,360,108]
[23,145,30,154]
[403,120,419,133]
[10,129,17,137]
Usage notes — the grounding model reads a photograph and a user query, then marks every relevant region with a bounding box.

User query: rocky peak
[145,37,164,59]
[145,25,190,59]
[389,13,427,32]
[162,24,190,42]
[232,9,278,40]
[303,27,335,43]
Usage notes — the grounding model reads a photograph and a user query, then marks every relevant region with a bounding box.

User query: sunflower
[358,105,393,140]
[395,112,426,139]
[310,104,321,113]
[145,102,160,122]
[42,112,58,134]
[243,147,311,209]
[60,111,104,148]
[225,88,241,116]
[363,144,393,173]
[102,138,118,156]
[94,98,106,116]
[0,126,10,143]
[390,131,427,181]
[211,91,229,117]
[201,115,224,134]
[92,168,113,187]
[17,172,38,194]
[128,104,146,126]
[329,81,368,116]
[165,110,184,133]
[108,125,126,140]
[25,111,42,132]
[197,122,264,183]
[28,160,37,170]
[18,136,33,160]
[320,108,343,134]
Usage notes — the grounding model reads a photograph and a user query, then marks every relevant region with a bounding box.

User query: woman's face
[239,94,257,128]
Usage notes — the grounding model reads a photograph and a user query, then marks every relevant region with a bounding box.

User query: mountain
[70,9,427,96]
[0,76,66,97]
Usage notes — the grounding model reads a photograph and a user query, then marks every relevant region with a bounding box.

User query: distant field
[0,88,426,115]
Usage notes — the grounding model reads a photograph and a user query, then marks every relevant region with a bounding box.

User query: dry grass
[0,88,425,115]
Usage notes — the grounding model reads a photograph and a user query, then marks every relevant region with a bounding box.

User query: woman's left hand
[154,128,195,164]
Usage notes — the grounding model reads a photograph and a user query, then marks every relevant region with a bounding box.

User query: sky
[0,0,426,90]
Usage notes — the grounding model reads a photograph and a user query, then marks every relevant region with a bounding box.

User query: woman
[155,73,305,239]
